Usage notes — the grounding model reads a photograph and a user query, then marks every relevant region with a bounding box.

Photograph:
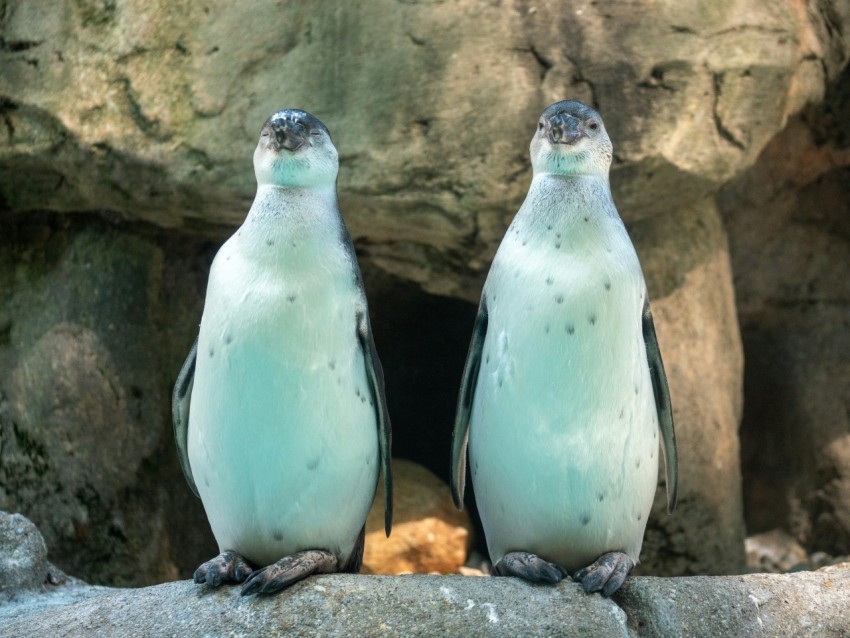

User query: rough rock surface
[0,512,49,598]
[0,218,219,585]
[718,63,850,554]
[1,0,850,587]
[2,566,848,638]
[0,0,844,297]
[363,459,472,575]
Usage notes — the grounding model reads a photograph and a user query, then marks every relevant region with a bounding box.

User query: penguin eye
[537,121,544,131]
[588,121,600,131]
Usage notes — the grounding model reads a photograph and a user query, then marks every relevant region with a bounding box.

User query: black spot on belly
[619,408,625,419]
[556,232,561,239]
[637,513,642,522]
[287,294,296,303]
[273,531,285,541]
[208,347,214,357]
[545,277,553,286]
[566,323,575,335]
[224,333,233,345]
[588,314,597,326]
[580,514,591,526]
[634,385,639,395]
[604,280,611,291]
[547,224,553,231]
[636,458,641,468]
[355,388,361,398]
[485,354,490,364]
[266,238,274,246]
[583,217,589,223]
[555,295,564,304]
[555,243,561,249]
[597,492,605,502]
[307,457,320,470]
[328,359,336,370]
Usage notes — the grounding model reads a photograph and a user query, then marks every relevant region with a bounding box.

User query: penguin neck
[236,184,346,267]
[516,172,619,235]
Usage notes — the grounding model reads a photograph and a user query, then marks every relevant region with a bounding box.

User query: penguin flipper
[451,294,489,510]
[172,337,200,497]
[357,311,393,537]
[641,298,678,513]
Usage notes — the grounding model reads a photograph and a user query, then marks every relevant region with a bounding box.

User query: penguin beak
[546,114,584,145]
[269,121,309,152]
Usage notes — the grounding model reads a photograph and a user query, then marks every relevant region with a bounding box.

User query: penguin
[172,109,392,596]
[450,100,677,597]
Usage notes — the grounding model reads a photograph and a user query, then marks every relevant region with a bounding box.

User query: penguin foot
[241,550,338,596]
[494,552,568,583]
[193,550,254,587]
[572,551,634,597]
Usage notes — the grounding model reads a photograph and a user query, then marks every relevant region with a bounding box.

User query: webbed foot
[494,551,568,583]
[241,550,338,596]
[193,550,254,587]
[572,551,634,597]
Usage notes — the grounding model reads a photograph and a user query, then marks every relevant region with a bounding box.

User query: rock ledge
[1,566,847,638]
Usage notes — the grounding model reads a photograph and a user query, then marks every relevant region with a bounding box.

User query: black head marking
[541,100,603,124]
[264,109,330,138]
[260,109,331,151]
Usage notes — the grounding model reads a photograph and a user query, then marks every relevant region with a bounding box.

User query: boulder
[363,459,472,575]
[0,512,48,599]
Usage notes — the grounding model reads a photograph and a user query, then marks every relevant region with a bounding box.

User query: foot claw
[494,552,566,584]
[193,550,254,588]
[240,550,338,596]
[572,551,633,596]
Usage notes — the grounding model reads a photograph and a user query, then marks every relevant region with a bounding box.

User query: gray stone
[0,219,218,586]
[1,566,848,638]
[718,66,850,555]
[0,512,48,598]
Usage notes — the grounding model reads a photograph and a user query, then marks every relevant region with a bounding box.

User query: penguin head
[530,100,613,177]
[254,109,339,188]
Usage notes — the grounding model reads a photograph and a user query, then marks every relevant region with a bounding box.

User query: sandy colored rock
[364,459,472,575]
[719,70,850,556]
[630,198,746,576]
[1,0,846,298]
